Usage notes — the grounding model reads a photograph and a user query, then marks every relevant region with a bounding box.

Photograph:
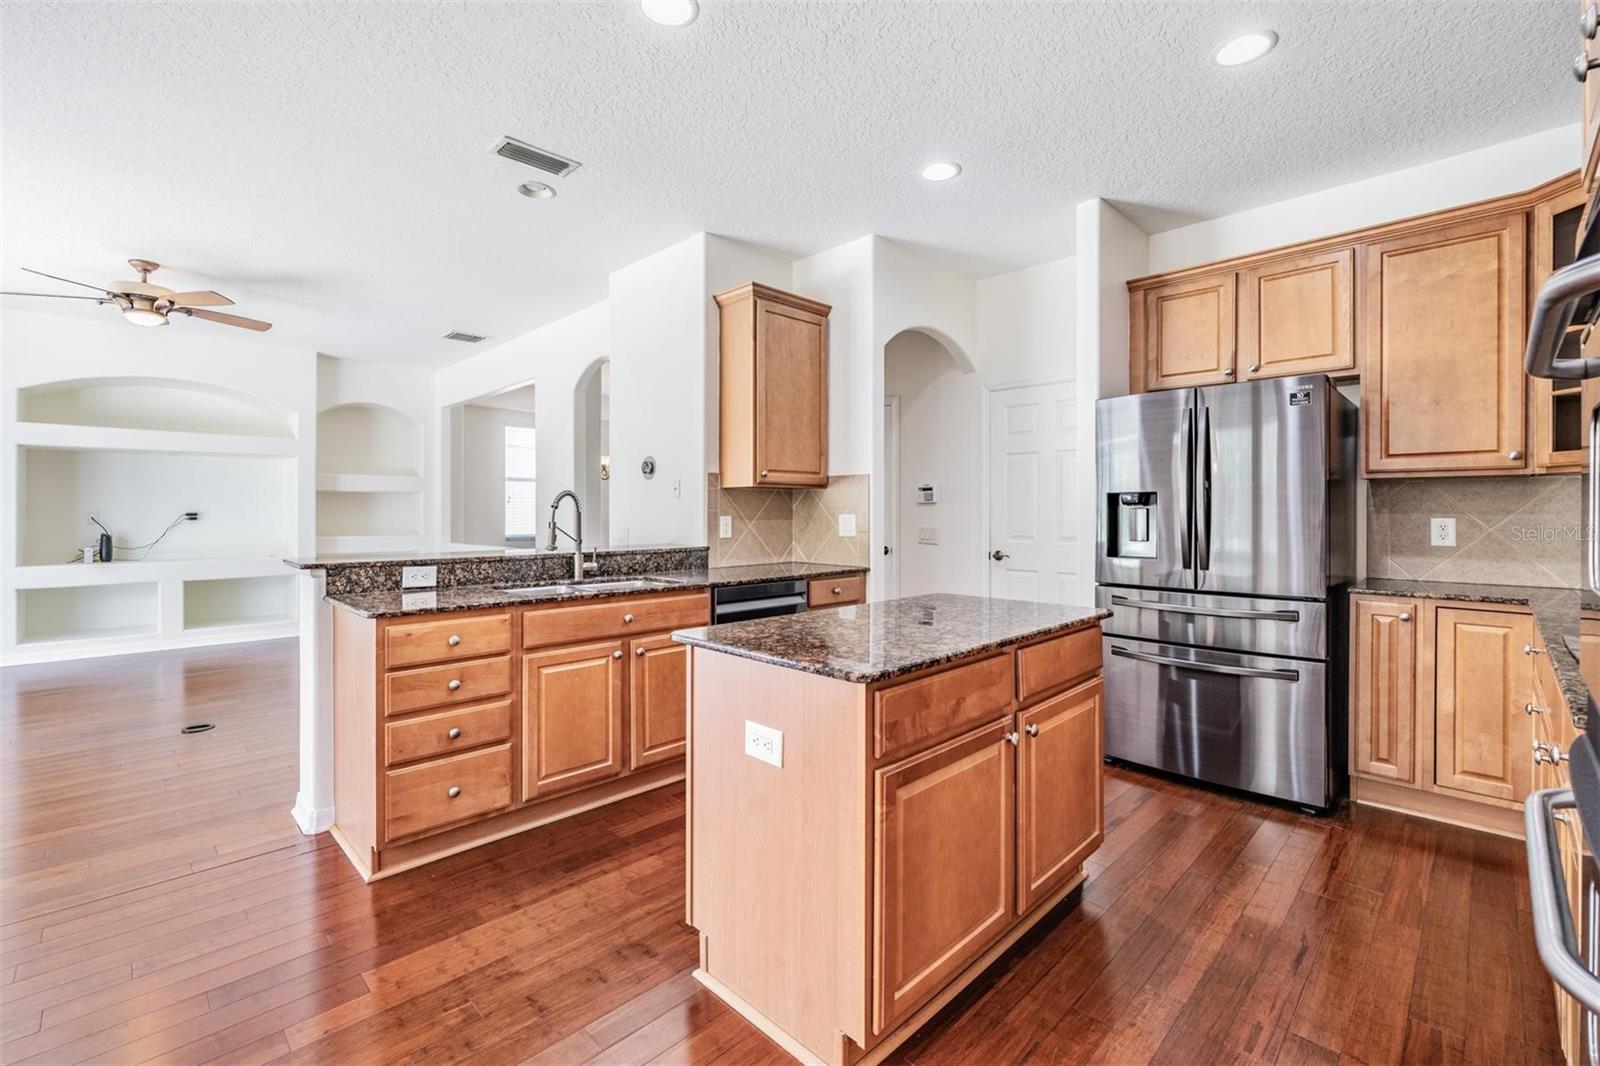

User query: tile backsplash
[1366,475,1581,588]
[707,472,871,568]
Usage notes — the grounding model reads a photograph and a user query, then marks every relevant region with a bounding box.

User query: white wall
[458,403,535,547]
[793,237,877,478]
[704,236,795,476]
[1147,124,1579,273]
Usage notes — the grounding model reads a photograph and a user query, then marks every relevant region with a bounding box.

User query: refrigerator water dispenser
[1109,491,1158,559]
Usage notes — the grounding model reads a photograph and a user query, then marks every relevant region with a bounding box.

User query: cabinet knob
[1026,723,1039,737]
[447,678,462,691]
[447,727,463,739]
[1248,363,1260,373]
[447,634,461,647]
[832,586,843,595]
[613,649,624,659]
[623,613,635,624]
[447,786,462,798]
[1222,367,1235,378]
[636,646,646,656]
[1576,52,1600,81]
[1525,643,1545,656]
[1585,4,1598,39]
[1398,611,1411,622]
[1004,731,1020,746]
[759,469,769,479]
[1525,702,1544,718]
[1533,740,1569,765]
[1508,449,1523,461]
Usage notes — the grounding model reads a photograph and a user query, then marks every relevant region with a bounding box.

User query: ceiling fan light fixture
[122,301,168,327]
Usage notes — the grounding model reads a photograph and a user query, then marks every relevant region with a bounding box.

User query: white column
[290,569,336,834]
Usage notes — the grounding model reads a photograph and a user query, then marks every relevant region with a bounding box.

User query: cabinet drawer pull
[832,586,843,595]
[1509,449,1523,461]
[759,469,769,479]
[1398,611,1411,622]
[635,646,646,657]
[447,786,462,798]
[1221,367,1235,378]
[1584,4,1598,39]
[447,678,462,691]
[447,634,461,647]
[1526,702,1545,717]
[612,649,623,660]
[1248,363,1260,373]
[1534,740,1569,765]
[447,727,463,739]
[1004,731,1020,746]
[1025,723,1039,737]
[623,613,635,624]
[1576,52,1600,82]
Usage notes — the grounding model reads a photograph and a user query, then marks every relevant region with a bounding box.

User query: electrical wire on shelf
[76,513,193,562]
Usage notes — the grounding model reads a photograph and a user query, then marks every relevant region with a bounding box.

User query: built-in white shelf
[16,583,161,645]
[12,422,300,458]
[317,404,422,477]
[315,473,425,494]
[17,377,297,439]
[9,556,290,589]
[183,575,295,631]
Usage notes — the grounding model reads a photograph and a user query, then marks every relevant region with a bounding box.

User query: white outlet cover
[719,515,733,539]
[402,565,438,589]
[838,513,857,537]
[1429,517,1456,548]
[918,526,939,545]
[401,591,438,611]
[744,720,783,768]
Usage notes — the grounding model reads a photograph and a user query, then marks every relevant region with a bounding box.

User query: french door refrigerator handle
[1108,594,1300,622]
[1525,789,1600,1013]
[1591,403,1600,596]
[1526,255,1600,381]
[1109,644,1299,682]
[1196,403,1213,572]
[1179,406,1194,571]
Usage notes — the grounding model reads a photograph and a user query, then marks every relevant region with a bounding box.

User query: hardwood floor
[1,639,1563,1065]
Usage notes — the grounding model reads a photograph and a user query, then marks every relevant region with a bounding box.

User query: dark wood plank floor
[1,639,1563,1065]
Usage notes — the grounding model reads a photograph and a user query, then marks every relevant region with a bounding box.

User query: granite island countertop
[324,561,869,619]
[672,592,1111,684]
[1350,577,1588,728]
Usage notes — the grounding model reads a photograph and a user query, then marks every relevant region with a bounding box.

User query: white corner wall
[704,236,795,476]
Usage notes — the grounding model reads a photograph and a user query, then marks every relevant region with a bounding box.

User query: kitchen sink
[501,577,678,596]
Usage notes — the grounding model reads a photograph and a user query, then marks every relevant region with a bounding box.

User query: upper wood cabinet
[1238,248,1354,380]
[1135,271,1237,389]
[1349,595,1418,785]
[1584,0,1600,197]
[1359,212,1528,476]
[1015,678,1102,914]
[1532,182,1594,474]
[716,283,830,488]
[1432,606,1535,806]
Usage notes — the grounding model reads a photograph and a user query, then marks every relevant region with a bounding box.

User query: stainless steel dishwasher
[711,579,808,623]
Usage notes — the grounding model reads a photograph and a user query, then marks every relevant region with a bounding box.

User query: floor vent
[492,136,582,177]
[181,723,215,735]
[443,331,488,343]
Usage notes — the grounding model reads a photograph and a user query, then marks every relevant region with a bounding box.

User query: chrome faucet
[547,490,596,576]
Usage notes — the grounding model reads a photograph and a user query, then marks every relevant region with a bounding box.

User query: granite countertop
[672,592,1111,684]
[325,561,869,619]
[1351,577,1588,728]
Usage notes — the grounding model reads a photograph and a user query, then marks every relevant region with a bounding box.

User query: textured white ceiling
[1,0,1575,365]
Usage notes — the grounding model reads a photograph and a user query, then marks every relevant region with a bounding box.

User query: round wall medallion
[641,456,656,479]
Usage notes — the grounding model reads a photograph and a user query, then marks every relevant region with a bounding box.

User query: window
[504,425,537,538]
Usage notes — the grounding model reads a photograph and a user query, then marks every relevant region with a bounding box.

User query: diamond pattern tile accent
[705,472,871,568]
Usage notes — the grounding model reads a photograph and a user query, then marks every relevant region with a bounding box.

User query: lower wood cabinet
[1016,678,1103,913]
[628,633,688,769]
[1432,606,1534,803]
[1350,596,1418,783]
[522,638,626,799]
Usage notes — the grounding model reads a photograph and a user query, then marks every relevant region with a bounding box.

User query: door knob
[990,549,1009,561]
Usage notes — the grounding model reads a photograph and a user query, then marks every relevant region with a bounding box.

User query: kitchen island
[674,593,1110,1066]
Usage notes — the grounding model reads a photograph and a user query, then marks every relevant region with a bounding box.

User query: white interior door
[882,397,899,599]
[987,382,1078,603]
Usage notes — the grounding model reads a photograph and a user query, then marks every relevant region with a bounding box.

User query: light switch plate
[402,565,438,589]
[918,526,939,545]
[744,720,783,768]
[838,513,857,537]
[1430,517,1456,548]
[719,515,733,539]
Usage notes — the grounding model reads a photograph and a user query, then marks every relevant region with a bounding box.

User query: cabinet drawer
[385,655,512,716]
[523,592,710,649]
[385,700,512,766]
[1017,626,1102,703]
[384,742,512,841]
[874,653,1014,761]
[808,574,865,608]
[385,612,511,669]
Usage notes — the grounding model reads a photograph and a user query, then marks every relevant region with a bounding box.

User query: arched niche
[317,403,422,476]
[18,377,296,438]
[574,357,610,548]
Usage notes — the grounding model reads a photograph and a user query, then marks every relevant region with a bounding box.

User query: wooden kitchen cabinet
[1015,678,1103,914]
[1135,270,1237,390]
[628,633,688,769]
[1532,181,1596,473]
[1349,595,1418,784]
[522,638,626,799]
[1359,212,1528,476]
[1238,247,1354,380]
[1584,0,1600,198]
[715,282,831,488]
[1432,606,1535,805]
[873,718,1016,1035]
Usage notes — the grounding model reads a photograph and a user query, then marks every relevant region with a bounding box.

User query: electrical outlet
[718,515,733,539]
[401,591,437,612]
[918,526,939,545]
[744,720,783,768]
[838,513,857,537]
[1430,517,1456,547]
[401,565,438,589]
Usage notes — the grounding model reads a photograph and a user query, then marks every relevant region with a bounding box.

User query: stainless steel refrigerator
[1094,374,1356,809]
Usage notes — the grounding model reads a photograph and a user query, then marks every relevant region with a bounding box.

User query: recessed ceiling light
[641,0,698,26]
[518,181,556,199]
[921,161,962,182]
[1215,31,1278,66]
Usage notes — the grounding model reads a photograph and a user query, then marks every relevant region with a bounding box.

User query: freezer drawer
[1102,634,1330,807]
[1095,585,1326,660]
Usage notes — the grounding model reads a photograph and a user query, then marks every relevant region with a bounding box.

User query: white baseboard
[291,791,335,835]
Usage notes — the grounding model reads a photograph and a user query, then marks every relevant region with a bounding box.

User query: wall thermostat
[917,483,938,504]
[640,456,656,479]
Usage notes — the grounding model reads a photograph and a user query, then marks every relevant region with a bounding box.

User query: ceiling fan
[1,258,272,331]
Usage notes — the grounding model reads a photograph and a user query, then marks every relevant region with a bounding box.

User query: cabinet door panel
[1433,607,1534,803]
[522,640,624,800]
[1141,272,1236,390]
[755,298,828,485]
[1350,596,1418,784]
[1360,214,1527,475]
[1017,679,1102,913]
[629,634,687,769]
[874,719,1015,1035]
[1239,248,1353,380]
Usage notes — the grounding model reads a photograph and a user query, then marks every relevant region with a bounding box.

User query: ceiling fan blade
[0,291,109,301]
[164,290,234,308]
[181,308,272,332]
[20,267,111,294]
[112,280,174,298]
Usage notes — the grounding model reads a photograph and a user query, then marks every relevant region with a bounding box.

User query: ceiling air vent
[443,331,488,344]
[492,136,582,177]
